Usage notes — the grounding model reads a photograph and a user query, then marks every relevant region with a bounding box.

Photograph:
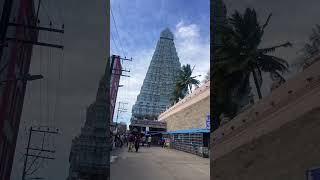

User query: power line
[39,33,43,126]
[53,40,63,123]
[110,7,126,57]
[46,0,64,25]
[39,0,51,24]
[40,0,61,26]
[46,30,50,127]
[111,31,120,55]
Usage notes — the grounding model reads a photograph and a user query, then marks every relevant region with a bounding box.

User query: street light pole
[24,74,43,81]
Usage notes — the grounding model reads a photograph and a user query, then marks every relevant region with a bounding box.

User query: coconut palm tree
[301,24,320,69]
[179,64,201,94]
[170,84,186,105]
[202,71,210,82]
[217,8,291,99]
[304,24,320,58]
[213,59,250,118]
[171,64,201,104]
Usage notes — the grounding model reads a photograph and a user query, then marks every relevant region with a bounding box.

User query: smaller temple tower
[67,76,110,180]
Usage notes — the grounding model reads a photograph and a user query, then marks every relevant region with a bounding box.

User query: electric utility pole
[0,0,14,54]
[115,101,128,124]
[0,0,64,76]
[110,55,132,77]
[21,127,59,180]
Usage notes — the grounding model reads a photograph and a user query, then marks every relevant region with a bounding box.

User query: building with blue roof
[158,81,210,157]
[161,127,210,157]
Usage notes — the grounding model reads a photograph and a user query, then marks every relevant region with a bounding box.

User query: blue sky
[110,0,210,126]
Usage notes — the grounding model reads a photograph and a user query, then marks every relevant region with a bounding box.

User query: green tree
[171,64,200,104]
[218,8,291,99]
[301,24,320,69]
[213,59,249,120]
[202,70,210,83]
[171,84,187,104]
[304,24,320,58]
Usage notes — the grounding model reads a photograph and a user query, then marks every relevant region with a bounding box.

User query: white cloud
[175,20,200,39]
[174,20,210,82]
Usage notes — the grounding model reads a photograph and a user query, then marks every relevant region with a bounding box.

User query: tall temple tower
[131,28,181,122]
[67,75,110,180]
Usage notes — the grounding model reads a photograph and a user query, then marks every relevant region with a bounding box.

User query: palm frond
[270,71,286,84]
[255,66,263,88]
[259,42,292,54]
[261,13,272,31]
[174,63,202,99]
[258,55,289,73]
[302,24,320,58]
[190,78,200,86]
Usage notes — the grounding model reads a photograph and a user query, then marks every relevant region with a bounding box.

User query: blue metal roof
[162,128,210,134]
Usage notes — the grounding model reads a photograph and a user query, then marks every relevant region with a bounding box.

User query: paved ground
[111,146,209,180]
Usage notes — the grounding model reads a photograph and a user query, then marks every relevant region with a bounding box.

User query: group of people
[127,133,152,152]
[113,134,125,148]
[113,132,168,151]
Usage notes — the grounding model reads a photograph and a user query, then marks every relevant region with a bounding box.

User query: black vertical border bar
[210,0,215,133]
[210,1,215,178]
[106,0,111,179]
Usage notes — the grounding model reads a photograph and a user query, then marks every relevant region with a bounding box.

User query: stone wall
[165,97,209,131]
[211,60,320,180]
[211,108,320,180]
[159,81,210,131]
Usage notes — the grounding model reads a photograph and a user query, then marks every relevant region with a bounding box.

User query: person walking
[124,134,128,147]
[114,135,119,147]
[128,133,134,152]
[134,134,141,152]
[162,138,166,148]
[125,134,129,147]
[110,132,114,151]
[119,135,124,148]
[147,136,152,147]
[142,135,146,146]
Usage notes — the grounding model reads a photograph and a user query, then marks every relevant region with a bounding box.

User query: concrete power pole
[0,0,14,58]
